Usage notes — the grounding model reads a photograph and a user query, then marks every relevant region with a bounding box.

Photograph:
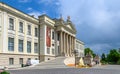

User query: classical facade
[75,39,84,57]
[0,2,84,67]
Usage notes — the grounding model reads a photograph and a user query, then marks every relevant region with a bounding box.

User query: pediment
[66,25,72,30]
[66,23,76,32]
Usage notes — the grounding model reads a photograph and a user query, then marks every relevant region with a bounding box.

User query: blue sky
[1,0,120,55]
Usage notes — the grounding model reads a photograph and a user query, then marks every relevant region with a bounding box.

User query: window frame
[35,27,38,37]
[18,39,23,52]
[27,41,31,53]
[34,43,38,53]
[19,22,23,33]
[52,31,55,40]
[8,37,14,51]
[47,47,50,54]
[9,58,14,65]
[52,48,55,54]
[27,25,31,35]
[19,58,23,64]
[9,18,14,30]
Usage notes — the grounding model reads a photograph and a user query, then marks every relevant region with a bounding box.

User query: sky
[1,0,120,55]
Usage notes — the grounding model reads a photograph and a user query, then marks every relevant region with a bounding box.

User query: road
[9,66,120,74]
[8,57,120,74]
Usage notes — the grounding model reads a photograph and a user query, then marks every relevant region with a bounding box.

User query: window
[47,48,50,54]
[35,28,38,37]
[52,31,54,39]
[9,58,14,65]
[52,44,54,46]
[28,58,31,61]
[34,43,38,53]
[27,25,31,35]
[76,43,78,49]
[9,18,14,30]
[27,41,31,53]
[19,22,23,33]
[52,48,55,54]
[19,58,23,64]
[8,37,14,51]
[35,58,38,60]
[18,39,23,52]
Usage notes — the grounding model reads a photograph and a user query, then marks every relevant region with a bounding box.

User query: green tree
[101,53,107,64]
[101,53,106,61]
[84,48,95,57]
[107,49,120,64]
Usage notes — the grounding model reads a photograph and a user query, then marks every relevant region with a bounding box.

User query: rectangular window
[52,31,54,39]
[19,22,23,33]
[9,58,14,65]
[52,44,54,46]
[34,43,38,53]
[8,37,14,51]
[35,58,38,60]
[52,48,55,54]
[28,58,31,61]
[27,41,31,53]
[19,58,23,64]
[47,48,50,54]
[9,18,14,30]
[35,28,38,37]
[18,39,23,52]
[27,25,31,35]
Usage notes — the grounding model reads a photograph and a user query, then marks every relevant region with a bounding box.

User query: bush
[101,60,107,65]
[117,59,120,65]
[0,71,10,74]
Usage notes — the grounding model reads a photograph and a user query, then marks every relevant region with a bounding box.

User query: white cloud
[18,0,30,3]
[27,7,33,11]
[38,0,60,6]
[28,11,41,18]
[28,11,46,18]
[58,0,120,54]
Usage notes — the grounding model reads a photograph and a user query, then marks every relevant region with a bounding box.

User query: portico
[55,16,76,57]
[59,31,76,57]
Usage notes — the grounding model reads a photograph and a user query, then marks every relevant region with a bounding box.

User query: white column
[2,12,7,52]
[66,34,68,56]
[62,32,64,55]
[24,22,27,53]
[71,36,74,56]
[60,31,63,55]
[69,36,72,56]
[64,32,66,55]
[14,18,18,53]
[31,24,34,54]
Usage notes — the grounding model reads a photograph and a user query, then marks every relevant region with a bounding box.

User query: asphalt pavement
[8,57,120,74]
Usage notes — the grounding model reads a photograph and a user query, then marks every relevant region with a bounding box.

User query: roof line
[0,2,38,20]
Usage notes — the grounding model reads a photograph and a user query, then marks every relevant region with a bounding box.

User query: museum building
[0,2,84,67]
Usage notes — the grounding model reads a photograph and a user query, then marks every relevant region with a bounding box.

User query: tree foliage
[101,53,106,61]
[84,48,95,57]
[101,53,107,64]
[107,49,120,64]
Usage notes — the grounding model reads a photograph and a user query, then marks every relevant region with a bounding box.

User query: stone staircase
[27,57,70,69]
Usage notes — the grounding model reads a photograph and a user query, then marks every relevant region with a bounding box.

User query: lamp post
[73,49,78,67]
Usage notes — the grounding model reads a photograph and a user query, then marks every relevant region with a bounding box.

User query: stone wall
[0,53,38,68]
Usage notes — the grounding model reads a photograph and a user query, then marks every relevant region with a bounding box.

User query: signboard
[46,27,51,47]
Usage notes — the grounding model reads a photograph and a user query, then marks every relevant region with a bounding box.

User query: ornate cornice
[0,2,39,25]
